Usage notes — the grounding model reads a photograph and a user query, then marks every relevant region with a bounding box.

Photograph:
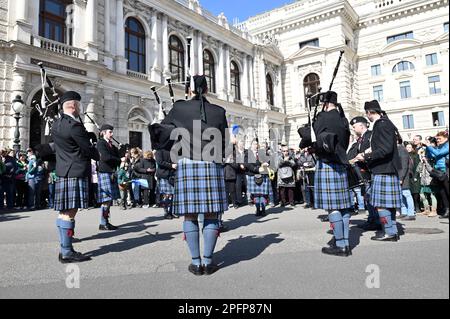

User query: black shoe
[220,224,229,233]
[99,223,118,231]
[164,213,173,220]
[439,210,449,219]
[59,251,91,264]
[321,245,351,257]
[120,206,127,210]
[203,263,220,275]
[361,223,383,231]
[304,204,311,209]
[371,234,399,242]
[320,216,329,222]
[188,264,204,276]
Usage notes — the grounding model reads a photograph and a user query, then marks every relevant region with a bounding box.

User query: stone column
[13,0,32,44]
[115,0,127,74]
[249,56,255,106]
[162,15,170,78]
[242,56,250,106]
[197,31,203,75]
[276,67,283,111]
[9,70,28,150]
[150,10,161,83]
[85,0,98,61]
[225,46,231,100]
[217,43,226,100]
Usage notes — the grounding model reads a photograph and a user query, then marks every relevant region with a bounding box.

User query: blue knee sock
[183,220,201,266]
[57,219,75,257]
[100,205,109,225]
[202,219,220,266]
[329,211,345,248]
[342,210,351,247]
[378,209,398,236]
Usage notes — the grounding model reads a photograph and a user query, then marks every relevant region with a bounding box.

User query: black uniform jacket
[244,150,265,176]
[347,130,372,179]
[97,138,121,173]
[160,97,228,163]
[52,114,99,178]
[364,117,401,175]
[313,109,350,165]
[155,149,176,180]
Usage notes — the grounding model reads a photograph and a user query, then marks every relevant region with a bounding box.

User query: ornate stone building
[0,0,448,150]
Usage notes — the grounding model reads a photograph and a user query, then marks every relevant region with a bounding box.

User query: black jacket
[347,130,372,180]
[52,114,99,178]
[161,97,228,162]
[155,150,176,180]
[398,145,412,190]
[134,158,156,190]
[97,139,121,173]
[244,150,265,176]
[364,117,401,175]
[313,109,350,165]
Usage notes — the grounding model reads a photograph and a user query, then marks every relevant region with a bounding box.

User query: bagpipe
[149,37,193,151]
[32,63,128,159]
[298,50,345,150]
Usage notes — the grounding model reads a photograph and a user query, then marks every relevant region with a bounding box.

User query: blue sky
[200,0,295,24]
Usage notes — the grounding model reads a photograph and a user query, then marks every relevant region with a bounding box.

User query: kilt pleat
[54,177,89,211]
[172,158,228,215]
[246,175,271,196]
[97,172,120,203]
[158,178,174,195]
[368,174,402,209]
[314,160,353,210]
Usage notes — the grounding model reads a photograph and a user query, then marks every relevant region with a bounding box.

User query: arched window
[39,0,73,44]
[125,18,146,73]
[203,50,216,93]
[231,61,241,100]
[392,61,415,73]
[169,35,185,83]
[29,88,63,148]
[303,73,320,107]
[266,74,274,106]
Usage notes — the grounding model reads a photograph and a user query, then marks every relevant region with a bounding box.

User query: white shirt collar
[64,112,80,123]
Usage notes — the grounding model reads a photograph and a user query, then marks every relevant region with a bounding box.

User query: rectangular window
[426,53,438,66]
[445,22,449,33]
[432,111,446,127]
[371,64,381,76]
[400,81,411,99]
[373,85,384,102]
[428,75,442,95]
[129,131,143,149]
[387,31,413,44]
[403,115,414,130]
[299,38,319,49]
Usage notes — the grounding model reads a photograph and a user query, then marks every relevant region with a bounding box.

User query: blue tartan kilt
[314,160,353,210]
[158,178,174,195]
[368,174,402,209]
[246,175,270,196]
[54,177,89,211]
[97,172,120,203]
[172,158,228,216]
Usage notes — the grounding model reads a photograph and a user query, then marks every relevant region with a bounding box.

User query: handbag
[254,174,264,186]
[279,166,294,184]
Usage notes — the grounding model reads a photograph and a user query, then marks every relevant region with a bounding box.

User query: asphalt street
[0,205,448,299]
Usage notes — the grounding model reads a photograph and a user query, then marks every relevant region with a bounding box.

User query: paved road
[0,205,448,299]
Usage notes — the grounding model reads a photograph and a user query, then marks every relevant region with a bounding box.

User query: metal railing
[127,69,149,80]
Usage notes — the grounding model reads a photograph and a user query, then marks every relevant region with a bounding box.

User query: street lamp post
[11,95,25,154]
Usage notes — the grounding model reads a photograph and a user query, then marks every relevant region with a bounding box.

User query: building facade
[0,0,448,151]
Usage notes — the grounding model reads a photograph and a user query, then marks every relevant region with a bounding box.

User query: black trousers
[226,180,237,205]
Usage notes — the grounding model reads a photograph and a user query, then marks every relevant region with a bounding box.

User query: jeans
[27,179,37,208]
[132,182,140,205]
[48,183,55,209]
[354,187,365,210]
[401,189,415,217]
[0,180,15,209]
